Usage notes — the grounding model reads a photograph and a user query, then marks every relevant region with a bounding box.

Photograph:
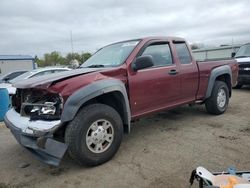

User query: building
[192,44,242,61]
[0,55,35,76]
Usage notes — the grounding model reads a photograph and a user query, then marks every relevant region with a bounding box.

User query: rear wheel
[205,81,229,115]
[65,103,123,166]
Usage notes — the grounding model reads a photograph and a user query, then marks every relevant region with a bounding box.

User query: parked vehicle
[0,70,27,83]
[4,37,238,166]
[232,43,250,88]
[0,67,71,95]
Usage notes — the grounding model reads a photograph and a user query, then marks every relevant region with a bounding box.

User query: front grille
[239,62,250,75]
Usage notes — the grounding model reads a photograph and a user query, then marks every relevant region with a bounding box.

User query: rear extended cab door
[172,41,199,102]
[127,39,181,118]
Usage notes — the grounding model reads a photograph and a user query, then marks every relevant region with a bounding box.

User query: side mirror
[231,52,236,58]
[132,55,154,71]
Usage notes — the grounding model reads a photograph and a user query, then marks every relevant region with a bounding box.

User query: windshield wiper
[85,65,105,68]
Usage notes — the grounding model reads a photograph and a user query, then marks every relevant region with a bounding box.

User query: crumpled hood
[14,68,106,89]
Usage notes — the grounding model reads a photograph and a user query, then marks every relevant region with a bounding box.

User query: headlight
[30,102,56,115]
[40,102,56,115]
[19,90,63,121]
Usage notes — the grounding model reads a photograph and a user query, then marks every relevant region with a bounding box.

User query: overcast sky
[0,0,249,57]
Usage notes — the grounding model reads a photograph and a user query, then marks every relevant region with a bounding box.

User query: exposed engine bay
[12,89,63,121]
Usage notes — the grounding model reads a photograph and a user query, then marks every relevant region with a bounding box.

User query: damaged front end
[16,89,63,121]
[4,88,68,166]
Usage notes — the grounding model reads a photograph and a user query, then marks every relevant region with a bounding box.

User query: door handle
[168,69,178,75]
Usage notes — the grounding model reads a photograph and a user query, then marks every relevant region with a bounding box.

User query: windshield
[81,40,140,68]
[235,44,250,58]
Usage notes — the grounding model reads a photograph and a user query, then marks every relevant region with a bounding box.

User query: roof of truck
[102,36,186,49]
[140,36,185,41]
[115,36,186,43]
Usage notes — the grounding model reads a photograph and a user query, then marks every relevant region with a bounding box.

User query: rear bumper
[4,109,68,166]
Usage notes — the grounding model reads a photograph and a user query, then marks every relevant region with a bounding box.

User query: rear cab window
[141,42,173,67]
[174,42,192,64]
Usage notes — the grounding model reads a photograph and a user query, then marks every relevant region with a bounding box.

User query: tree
[35,51,92,67]
[44,51,62,66]
[35,58,45,67]
[36,51,65,67]
[190,44,199,50]
[65,53,81,63]
[80,52,91,64]
[65,52,91,65]
[190,43,205,50]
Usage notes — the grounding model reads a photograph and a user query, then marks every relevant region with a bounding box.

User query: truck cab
[4,37,238,167]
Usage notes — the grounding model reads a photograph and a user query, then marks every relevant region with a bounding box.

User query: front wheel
[205,81,229,115]
[65,103,123,166]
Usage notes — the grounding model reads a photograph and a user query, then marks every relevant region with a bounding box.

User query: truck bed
[196,59,238,100]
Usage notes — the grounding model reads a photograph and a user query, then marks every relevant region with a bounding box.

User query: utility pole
[231,37,235,53]
[70,30,74,54]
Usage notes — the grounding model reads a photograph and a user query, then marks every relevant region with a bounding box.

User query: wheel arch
[60,79,131,134]
[205,65,232,99]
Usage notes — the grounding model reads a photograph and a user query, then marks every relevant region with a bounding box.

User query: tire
[233,84,243,89]
[65,103,123,166]
[205,81,229,115]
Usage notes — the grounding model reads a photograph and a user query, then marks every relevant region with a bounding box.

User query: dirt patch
[0,182,30,188]
[147,177,169,188]
[47,167,69,176]
[0,183,9,188]
[218,135,239,141]
[156,108,183,120]
[159,126,179,132]
[206,123,224,128]
[239,127,250,134]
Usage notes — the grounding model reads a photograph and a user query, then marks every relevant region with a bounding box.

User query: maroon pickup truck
[4,37,238,166]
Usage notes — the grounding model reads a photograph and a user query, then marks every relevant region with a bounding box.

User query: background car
[233,43,250,89]
[0,70,27,83]
[0,67,71,95]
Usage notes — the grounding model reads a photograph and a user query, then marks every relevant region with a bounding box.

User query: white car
[0,67,71,95]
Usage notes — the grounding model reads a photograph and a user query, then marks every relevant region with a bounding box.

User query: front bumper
[238,74,250,85]
[4,109,68,166]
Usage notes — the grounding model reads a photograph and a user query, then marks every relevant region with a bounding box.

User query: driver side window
[141,43,173,67]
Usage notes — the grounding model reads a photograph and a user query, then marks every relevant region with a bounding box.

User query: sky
[0,0,249,57]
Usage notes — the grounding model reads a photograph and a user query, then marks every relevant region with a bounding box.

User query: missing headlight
[20,91,63,121]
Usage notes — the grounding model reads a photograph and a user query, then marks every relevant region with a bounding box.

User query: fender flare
[205,65,232,99]
[61,79,131,132]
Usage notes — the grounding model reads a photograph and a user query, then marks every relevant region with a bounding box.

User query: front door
[128,41,181,118]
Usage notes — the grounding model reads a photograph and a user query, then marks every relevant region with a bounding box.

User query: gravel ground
[0,87,249,188]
